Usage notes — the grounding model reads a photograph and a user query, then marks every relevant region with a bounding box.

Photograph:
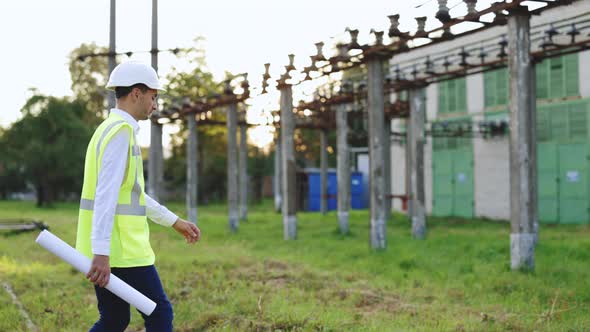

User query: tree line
[0,42,272,206]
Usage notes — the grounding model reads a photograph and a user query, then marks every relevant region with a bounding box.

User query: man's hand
[87,255,110,288]
[172,218,201,244]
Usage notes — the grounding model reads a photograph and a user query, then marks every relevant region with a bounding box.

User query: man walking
[75,61,201,332]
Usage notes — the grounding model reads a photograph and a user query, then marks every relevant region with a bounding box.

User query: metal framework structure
[268,1,589,123]
[268,0,578,88]
[133,0,583,268]
[246,0,580,264]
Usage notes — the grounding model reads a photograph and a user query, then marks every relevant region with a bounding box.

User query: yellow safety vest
[75,112,155,267]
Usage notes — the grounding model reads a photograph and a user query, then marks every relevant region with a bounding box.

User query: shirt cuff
[159,209,179,227]
[92,239,111,256]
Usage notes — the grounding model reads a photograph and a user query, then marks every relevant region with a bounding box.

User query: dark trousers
[89,265,173,332]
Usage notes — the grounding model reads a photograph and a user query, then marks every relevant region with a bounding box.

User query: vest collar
[110,108,140,134]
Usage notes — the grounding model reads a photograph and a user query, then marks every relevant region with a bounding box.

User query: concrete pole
[186,114,198,224]
[409,88,426,239]
[107,0,116,110]
[336,104,350,234]
[384,116,392,221]
[279,85,297,240]
[320,129,328,215]
[274,132,283,212]
[227,103,239,232]
[508,11,536,271]
[367,57,387,249]
[239,121,248,221]
[148,0,164,202]
[405,118,413,216]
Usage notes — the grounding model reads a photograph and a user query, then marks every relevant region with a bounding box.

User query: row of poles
[272,50,426,246]
[182,95,251,231]
[262,0,579,272]
[97,0,582,271]
[101,0,252,228]
[154,81,252,230]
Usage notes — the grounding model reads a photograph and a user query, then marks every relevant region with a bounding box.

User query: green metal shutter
[496,68,508,106]
[537,141,559,223]
[432,150,454,216]
[452,145,474,218]
[448,79,457,112]
[559,100,589,224]
[432,117,473,218]
[564,53,579,97]
[536,61,549,99]
[537,104,558,223]
[457,78,467,113]
[551,105,568,143]
[549,57,565,99]
[484,70,496,107]
[447,136,457,149]
[536,105,551,142]
[433,136,446,151]
[568,101,587,141]
[558,143,589,224]
[537,99,590,225]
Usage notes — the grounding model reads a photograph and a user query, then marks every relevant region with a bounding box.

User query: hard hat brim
[106,82,166,92]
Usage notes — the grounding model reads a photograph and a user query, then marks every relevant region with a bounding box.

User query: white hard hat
[106,61,165,91]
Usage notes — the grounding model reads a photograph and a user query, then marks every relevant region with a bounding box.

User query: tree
[164,38,218,101]
[1,93,97,206]
[162,40,233,203]
[68,43,111,120]
[248,145,273,203]
[342,65,369,148]
[0,128,27,199]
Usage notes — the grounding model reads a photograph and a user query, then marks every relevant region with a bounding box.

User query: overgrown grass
[1,200,589,331]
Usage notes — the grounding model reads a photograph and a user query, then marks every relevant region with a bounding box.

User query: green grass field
[0,200,589,331]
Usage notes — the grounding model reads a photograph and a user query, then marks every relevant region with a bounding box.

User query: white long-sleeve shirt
[91,108,178,256]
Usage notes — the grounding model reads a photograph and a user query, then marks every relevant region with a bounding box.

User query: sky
[0,0,492,150]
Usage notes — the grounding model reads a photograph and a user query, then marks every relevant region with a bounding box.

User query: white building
[389,2,590,224]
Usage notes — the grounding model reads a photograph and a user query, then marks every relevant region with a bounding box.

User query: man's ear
[133,88,141,101]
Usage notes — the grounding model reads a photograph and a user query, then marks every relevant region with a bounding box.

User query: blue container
[307,172,365,211]
[350,172,365,209]
[307,172,322,212]
[327,173,338,210]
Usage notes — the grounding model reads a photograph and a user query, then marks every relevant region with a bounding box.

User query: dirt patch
[199,313,226,330]
[447,288,464,301]
[263,274,291,288]
[355,292,383,308]
[263,260,289,271]
[270,317,309,331]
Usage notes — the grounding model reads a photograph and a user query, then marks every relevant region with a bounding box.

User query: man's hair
[115,83,149,99]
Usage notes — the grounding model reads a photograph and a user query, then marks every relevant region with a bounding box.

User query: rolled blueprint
[35,230,156,316]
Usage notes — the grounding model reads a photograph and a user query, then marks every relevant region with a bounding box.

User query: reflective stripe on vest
[80,124,145,215]
[79,198,146,216]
